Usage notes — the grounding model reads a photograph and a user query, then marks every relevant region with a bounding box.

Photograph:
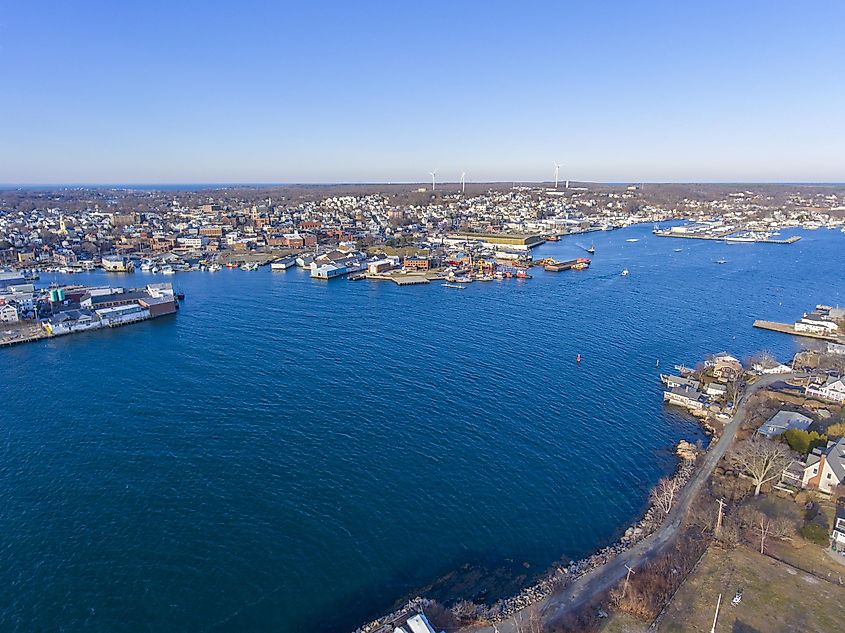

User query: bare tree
[731,438,791,496]
[750,511,793,554]
[650,477,680,517]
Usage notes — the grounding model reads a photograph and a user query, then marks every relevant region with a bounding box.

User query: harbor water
[1,225,842,632]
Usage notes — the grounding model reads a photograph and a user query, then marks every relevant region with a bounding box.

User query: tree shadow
[733,620,763,633]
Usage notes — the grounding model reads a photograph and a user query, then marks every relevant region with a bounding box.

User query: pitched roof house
[782,437,845,494]
[757,410,813,439]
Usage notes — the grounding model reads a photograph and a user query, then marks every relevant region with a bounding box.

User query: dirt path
[463,372,798,633]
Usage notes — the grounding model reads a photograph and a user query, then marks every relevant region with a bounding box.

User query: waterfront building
[101,254,134,272]
[662,385,708,411]
[403,256,432,271]
[0,302,20,323]
[310,262,347,279]
[708,353,743,381]
[795,312,839,335]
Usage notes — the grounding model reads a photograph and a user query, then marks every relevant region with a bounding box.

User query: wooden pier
[365,273,430,286]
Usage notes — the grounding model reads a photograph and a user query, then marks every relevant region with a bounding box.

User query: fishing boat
[208,263,222,272]
[241,262,259,271]
[586,244,596,254]
[160,265,175,275]
[544,235,560,242]
[225,262,239,269]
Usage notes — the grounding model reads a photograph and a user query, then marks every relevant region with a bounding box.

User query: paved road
[464,372,798,633]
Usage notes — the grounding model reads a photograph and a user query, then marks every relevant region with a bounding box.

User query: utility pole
[710,593,722,633]
[715,498,726,536]
[622,564,636,598]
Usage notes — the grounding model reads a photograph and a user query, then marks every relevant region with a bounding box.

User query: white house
[782,437,845,494]
[795,313,839,335]
[832,514,845,552]
[663,386,708,412]
[0,302,19,323]
[806,376,845,403]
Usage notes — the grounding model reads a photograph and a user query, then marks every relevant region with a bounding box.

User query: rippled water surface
[1,226,842,632]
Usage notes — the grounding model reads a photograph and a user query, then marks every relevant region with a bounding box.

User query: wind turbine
[460,171,466,194]
[429,169,437,192]
[554,162,561,188]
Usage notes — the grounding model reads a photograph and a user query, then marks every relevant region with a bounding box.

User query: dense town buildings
[1,183,843,277]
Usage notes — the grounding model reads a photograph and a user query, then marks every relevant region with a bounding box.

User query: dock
[752,320,841,342]
[653,230,800,245]
[365,273,430,286]
[0,332,47,348]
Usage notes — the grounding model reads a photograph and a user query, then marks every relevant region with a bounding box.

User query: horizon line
[2,180,844,189]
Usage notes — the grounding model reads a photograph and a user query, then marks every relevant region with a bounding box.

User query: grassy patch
[655,546,845,632]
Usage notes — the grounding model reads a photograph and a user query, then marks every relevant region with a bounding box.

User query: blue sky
[1,1,843,184]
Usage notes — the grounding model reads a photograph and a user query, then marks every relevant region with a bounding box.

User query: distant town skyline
[2,1,844,184]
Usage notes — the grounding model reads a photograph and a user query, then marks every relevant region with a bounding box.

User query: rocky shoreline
[352,443,699,632]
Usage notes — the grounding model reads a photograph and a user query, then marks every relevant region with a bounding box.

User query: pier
[752,320,841,342]
[365,273,430,286]
[653,230,800,244]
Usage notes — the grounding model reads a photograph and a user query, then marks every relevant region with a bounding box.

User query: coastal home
[663,385,708,412]
[781,437,845,494]
[751,360,793,374]
[805,376,845,403]
[757,410,813,439]
[709,353,743,381]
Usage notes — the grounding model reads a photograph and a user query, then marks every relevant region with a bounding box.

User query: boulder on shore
[676,440,698,461]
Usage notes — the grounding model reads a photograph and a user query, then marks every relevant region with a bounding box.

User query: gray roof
[757,410,813,438]
[825,437,845,483]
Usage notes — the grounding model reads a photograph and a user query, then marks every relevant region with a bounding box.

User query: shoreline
[352,447,699,633]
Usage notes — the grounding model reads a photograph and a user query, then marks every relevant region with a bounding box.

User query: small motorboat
[621,269,629,276]
[716,259,727,265]
[586,244,596,254]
